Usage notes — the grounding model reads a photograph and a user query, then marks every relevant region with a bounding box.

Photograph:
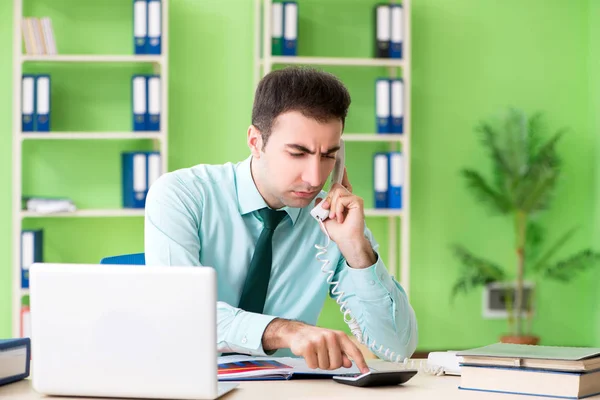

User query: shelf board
[21,209,145,218]
[364,209,403,217]
[343,134,405,142]
[21,55,164,64]
[264,56,405,67]
[20,132,165,141]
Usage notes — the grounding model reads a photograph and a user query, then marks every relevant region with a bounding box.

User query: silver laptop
[29,262,238,399]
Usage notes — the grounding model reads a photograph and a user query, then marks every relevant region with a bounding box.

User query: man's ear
[247,125,263,158]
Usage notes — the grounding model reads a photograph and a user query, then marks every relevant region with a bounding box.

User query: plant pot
[500,335,540,345]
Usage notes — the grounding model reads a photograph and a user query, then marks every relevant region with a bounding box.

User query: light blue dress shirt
[144,155,418,360]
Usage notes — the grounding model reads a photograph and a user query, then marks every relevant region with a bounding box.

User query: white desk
[0,360,553,400]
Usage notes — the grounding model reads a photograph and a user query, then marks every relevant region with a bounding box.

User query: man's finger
[341,354,352,368]
[341,167,353,193]
[340,336,369,374]
[316,337,330,370]
[326,334,343,370]
[303,348,319,370]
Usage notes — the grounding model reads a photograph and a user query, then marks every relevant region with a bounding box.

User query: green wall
[0,0,597,350]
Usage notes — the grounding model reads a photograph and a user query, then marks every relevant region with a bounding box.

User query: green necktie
[237,207,287,314]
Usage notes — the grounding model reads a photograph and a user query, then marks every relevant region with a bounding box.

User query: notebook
[457,343,600,372]
[217,355,360,381]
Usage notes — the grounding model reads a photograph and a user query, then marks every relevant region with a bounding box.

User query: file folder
[271,2,283,56]
[146,0,161,54]
[147,75,161,131]
[390,4,403,58]
[35,75,50,131]
[147,152,162,188]
[133,0,147,54]
[374,4,390,58]
[388,152,403,209]
[390,78,404,133]
[21,229,43,289]
[283,2,298,56]
[122,152,161,208]
[21,75,35,132]
[132,75,147,131]
[374,153,389,208]
[376,78,391,133]
[122,152,148,208]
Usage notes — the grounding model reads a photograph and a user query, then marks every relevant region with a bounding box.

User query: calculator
[332,369,418,387]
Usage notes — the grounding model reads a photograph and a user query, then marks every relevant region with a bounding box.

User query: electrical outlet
[482,281,535,319]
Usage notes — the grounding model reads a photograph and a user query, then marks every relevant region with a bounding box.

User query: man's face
[250,110,343,209]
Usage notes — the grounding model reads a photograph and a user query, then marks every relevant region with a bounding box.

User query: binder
[147,75,161,131]
[21,229,43,289]
[374,4,390,58]
[283,2,298,56]
[375,78,391,133]
[132,75,147,131]
[20,295,30,339]
[390,4,403,58]
[388,152,403,209]
[35,75,50,132]
[146,0,162,54]
[122,152,161,208]
[271,2,283,56]
[390,78,403,133]
[133,0,148,54]
[374,153,389,208]
[21,75,35,132]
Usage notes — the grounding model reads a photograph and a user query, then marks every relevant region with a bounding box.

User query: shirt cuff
[224,311,278,356]
[344,252,397,301]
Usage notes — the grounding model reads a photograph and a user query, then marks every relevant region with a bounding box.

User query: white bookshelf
[20,132,166,141]
[21,209,146,219]
[11,0,169,338]
[254,0,411,296]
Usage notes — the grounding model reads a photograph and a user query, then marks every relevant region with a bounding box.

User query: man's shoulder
[148,161,238,200]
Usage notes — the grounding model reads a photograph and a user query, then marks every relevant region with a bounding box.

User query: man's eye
[323,154,336,160]
[289,153,304,157]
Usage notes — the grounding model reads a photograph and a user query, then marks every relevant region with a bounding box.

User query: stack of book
[457,343,600,399]
[21,17,57,55]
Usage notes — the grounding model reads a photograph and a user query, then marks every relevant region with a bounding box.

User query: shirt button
[241,336,248,344]
[369,280,375,285]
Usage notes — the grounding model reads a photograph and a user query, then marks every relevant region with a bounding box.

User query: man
[144,66,418,374]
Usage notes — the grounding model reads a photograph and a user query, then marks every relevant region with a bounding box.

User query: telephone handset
[310,139,345,222]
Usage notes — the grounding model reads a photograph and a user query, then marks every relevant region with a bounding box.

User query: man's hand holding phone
[314,168,377,270]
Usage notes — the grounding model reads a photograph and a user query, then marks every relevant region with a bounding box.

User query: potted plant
[451,108,600,345]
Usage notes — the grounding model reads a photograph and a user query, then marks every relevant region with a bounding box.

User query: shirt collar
[234,155,301,225]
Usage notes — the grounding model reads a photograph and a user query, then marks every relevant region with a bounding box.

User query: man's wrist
[262,318,304,351]
[339,237,377,269]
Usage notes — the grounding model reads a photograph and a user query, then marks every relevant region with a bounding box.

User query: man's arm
[144,173,277,356]
[331,227,418,362]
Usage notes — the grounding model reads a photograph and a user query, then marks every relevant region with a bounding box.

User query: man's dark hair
[251,66,351,148]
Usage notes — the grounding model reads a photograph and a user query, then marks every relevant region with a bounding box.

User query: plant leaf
[461,169,512,214]
[450,244,506,300]
[531,227,578,273]
[525,220,544,267]
[541,249,600,282]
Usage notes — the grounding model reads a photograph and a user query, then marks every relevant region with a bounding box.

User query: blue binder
[21,75,35,132]
[373,152,389,208]
[0,338,31,387]
[20,229,43,289]
[132,75,147,131]
[146,0,162,54]
[390,78,403,134]
[376,78,391,134]
[282,2,298,56]
[35,75,51,132]
[122,151,161,208]
[388,152,403,209]
[389,4,403,58]
[147,75,160,131]
[133,0,148,54]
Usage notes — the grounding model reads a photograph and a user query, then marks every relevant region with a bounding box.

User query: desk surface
[0,361,553,400]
